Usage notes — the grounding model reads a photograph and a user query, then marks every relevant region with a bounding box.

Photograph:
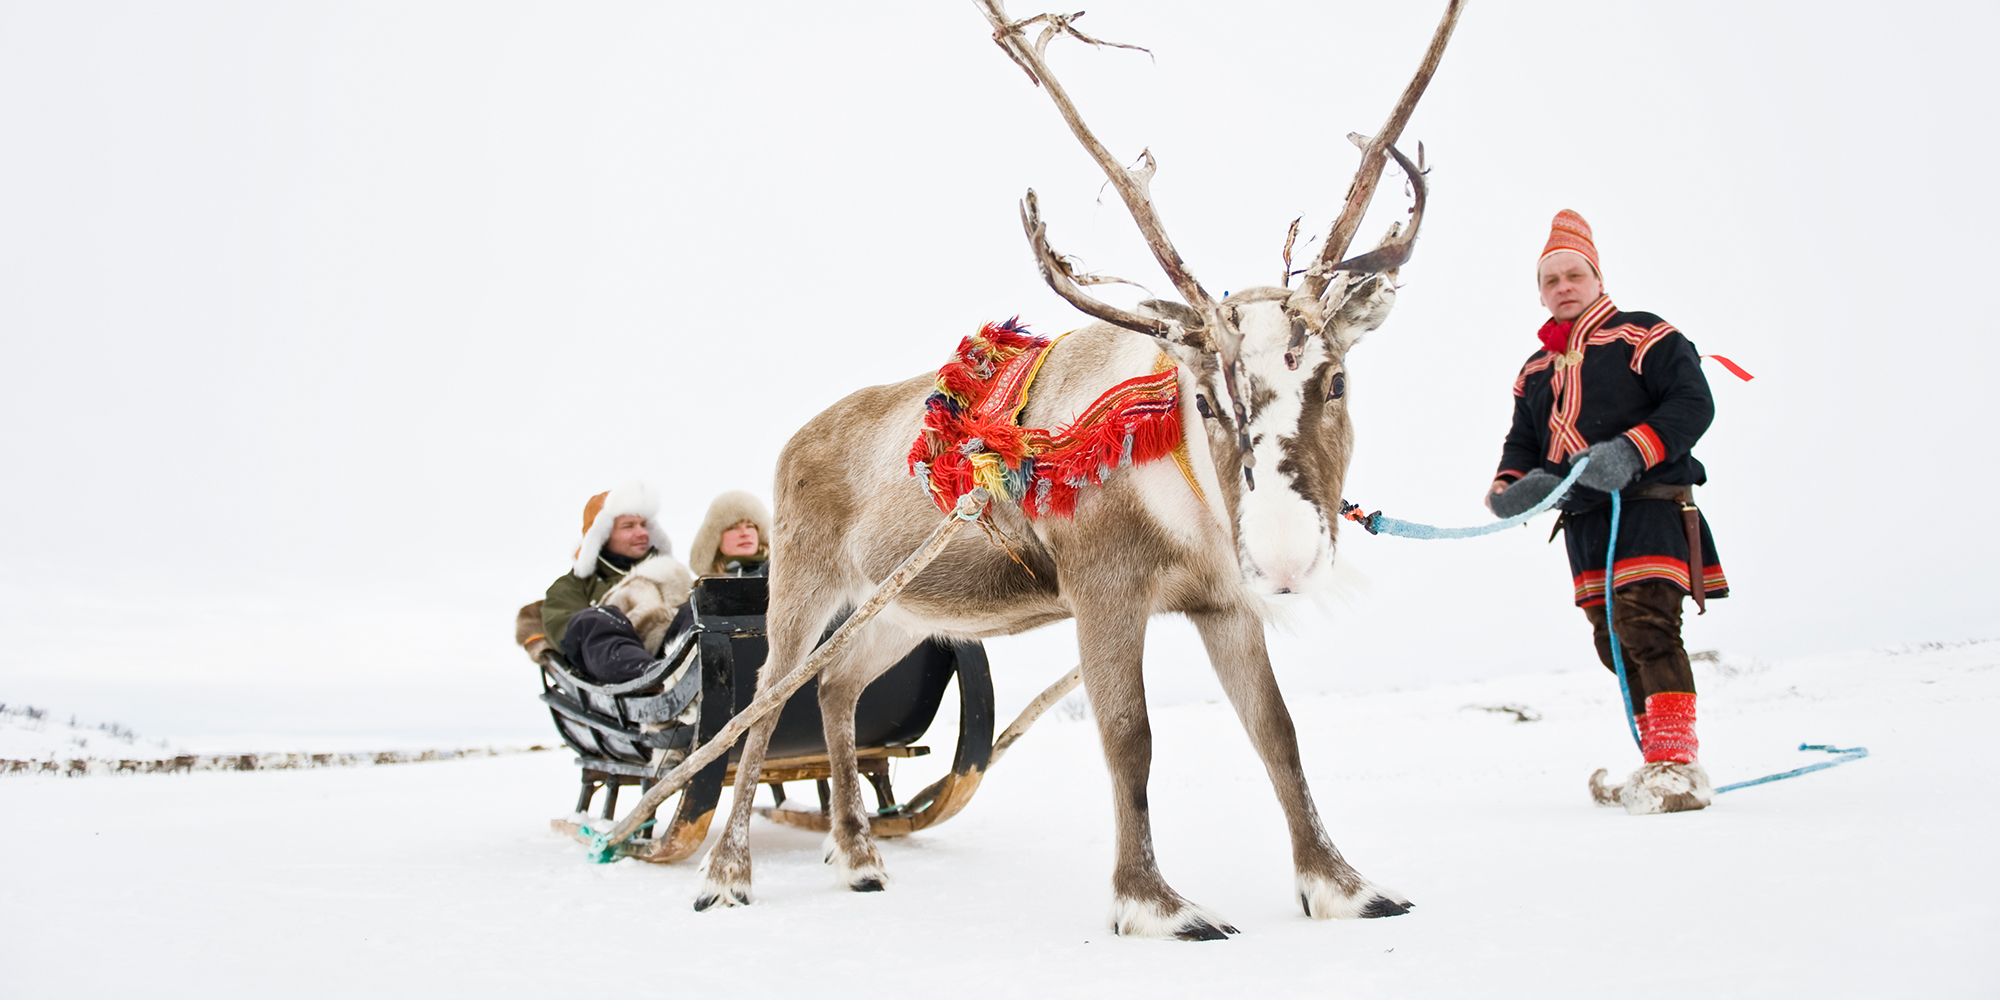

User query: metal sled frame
[541,576,995,863]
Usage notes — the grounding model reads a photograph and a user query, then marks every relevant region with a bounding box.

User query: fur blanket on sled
[517,552,695,668]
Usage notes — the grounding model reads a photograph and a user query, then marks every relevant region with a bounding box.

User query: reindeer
[693,0,1463,939]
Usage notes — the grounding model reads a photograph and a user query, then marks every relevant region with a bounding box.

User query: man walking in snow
[1486,210,1727,814]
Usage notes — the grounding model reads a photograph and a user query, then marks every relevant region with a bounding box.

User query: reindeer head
[983,1,1456,593]
[1132,271,1395,592]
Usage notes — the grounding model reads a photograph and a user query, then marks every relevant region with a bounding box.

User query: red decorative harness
[907,320,1196,519]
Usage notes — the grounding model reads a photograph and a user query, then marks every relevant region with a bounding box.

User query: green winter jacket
[541,549,657,652]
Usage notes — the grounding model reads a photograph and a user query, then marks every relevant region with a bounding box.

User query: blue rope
[1605,490,1643,751]
[1715,744,1870,794]
[1353,463,1872,795]
[1605,493,1869,793]
[1354,457,1591,539]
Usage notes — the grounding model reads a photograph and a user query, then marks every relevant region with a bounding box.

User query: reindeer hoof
[693,888,749,912]
[850,876,885,893]
[1173,917,1238,942]
[1110,898,1239,941]
[1298,873,1412,920]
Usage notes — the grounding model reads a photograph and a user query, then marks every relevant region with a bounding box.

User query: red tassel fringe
[907,319,1184,520]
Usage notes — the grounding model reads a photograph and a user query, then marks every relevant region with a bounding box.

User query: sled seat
[537,576,994,863]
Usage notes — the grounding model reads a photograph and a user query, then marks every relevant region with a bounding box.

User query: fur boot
[1587,762,1713,813]
[1587,768,1623,806]
[1618,761,1713,814]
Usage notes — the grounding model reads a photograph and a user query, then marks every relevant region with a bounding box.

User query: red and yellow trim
[1622,423,1666,468]
[1574,557,1729,606]
[1587,319,1676,373]
[1513,352,1558,397]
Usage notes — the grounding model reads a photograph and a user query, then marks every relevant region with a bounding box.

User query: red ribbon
[1701,355,1754,381]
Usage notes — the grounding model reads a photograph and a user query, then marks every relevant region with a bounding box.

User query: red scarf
[1537,318,1571,354]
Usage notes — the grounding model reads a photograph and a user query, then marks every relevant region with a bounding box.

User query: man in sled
[1485,210,1729,815]
[528,481,695,685]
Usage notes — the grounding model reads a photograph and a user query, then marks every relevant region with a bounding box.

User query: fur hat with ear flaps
[687,490,772,576]
[571,480,672,579]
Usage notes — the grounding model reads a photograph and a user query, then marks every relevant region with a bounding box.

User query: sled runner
[539,575,995,863]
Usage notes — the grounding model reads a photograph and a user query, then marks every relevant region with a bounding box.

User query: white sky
[3,1,1995,743]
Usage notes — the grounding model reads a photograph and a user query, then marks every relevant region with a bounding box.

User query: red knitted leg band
[1641,692,1698,764]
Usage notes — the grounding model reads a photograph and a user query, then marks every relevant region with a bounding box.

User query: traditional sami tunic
[1495,296,1729,607]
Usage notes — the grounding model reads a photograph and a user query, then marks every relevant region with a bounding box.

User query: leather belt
[1560,482,1708,614]
[1631,484,1706,615]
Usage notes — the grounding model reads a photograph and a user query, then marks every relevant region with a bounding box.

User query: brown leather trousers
[1581,579,1696,716]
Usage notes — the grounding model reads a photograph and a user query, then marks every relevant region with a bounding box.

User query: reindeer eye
[1327,371,1346,400]
[1195,394,1214,418]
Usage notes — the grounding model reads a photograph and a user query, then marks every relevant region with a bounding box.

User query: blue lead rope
[1344,458,1591,539]
[1605,490,1644,751]
[1604,490,1870,792]
[1350,464,1870,794]
[1713,745,1870,794]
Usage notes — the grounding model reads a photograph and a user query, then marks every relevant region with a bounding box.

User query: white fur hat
[571,480,672,579]
[687,490,773,576]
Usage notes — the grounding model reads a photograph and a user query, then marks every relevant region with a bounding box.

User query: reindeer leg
[1075,600,1237,941]
[695,566,847,910]
[694,711,776,911]
[816,622,923,892]
[1189,603,1411,920]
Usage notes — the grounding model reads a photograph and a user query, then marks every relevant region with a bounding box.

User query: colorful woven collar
[907,320,1200,520]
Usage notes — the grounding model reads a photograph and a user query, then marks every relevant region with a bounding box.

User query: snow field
[2,642,1994,998]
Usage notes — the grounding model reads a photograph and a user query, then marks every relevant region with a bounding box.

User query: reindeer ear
[1328,273,1398,355]
[1136,299,1212,353]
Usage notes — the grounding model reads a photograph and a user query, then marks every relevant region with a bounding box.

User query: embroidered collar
[1543,296,1617,461]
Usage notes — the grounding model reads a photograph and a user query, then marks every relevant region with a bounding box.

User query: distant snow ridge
[0,703,551,777]
[0,702,179,766]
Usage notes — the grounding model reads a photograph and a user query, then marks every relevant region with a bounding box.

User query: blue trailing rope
[1348,459,1871,794]
[1714,744,1870,794]
[1605,490,1644,751]
[1606,491,1869,792]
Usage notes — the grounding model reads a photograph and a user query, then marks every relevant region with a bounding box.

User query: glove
[1489,469,1561,518]
[1574,437,1643,492]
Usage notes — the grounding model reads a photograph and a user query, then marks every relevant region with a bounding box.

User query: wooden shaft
[989,665,1081,767]
[594,488,991,848]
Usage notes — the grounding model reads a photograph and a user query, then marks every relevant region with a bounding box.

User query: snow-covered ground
[4,641,1993,998]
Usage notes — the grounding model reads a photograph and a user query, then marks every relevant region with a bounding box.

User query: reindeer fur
[695,282,1411,938]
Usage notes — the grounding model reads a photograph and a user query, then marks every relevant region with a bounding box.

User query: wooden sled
[540,576,994,863]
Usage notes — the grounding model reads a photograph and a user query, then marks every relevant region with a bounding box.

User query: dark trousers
[1581,579,1696,715]
[560,603,694,685]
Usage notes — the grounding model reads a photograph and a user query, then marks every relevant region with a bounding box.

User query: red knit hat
[1539,209,1600,276]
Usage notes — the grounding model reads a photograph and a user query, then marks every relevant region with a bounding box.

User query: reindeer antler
[1299,0,1463,303]
[977,2,1217,324]
[1018,189,1180,341]
[978,1,1263,466]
